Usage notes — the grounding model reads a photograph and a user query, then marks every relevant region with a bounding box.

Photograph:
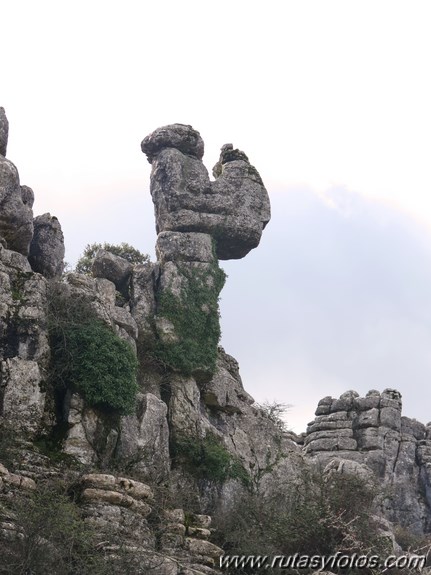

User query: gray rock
[141,123,205,162]
[130,262,157,346]
[0,107,8,157]
[353,394,381,411]
[323,457,374,482]
[142,124,271,260]
[21,185,34,208]
[307,411,351,433]
[0,157,34,255]
[381,388,402,409]
[116,393,170,482]
[29,213,65,278]
[355,427,382,450]
[354,407,380,428]
[401,417,426,440]
[305,436,357,452]
[91,249,133,296]
[304,428,354,447]
[315,396,333,415]
[169,376,203,436]
[330,390,359,412]
[380,406,401,431]
[201,352,253,414]
[156,231,214,263]
[111,306,139,340]
[0,358,46,435]
[0,250,50,398]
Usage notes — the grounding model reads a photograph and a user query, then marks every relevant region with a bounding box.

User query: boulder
[29,213,65,278]
[141,123,204,162]
[0,156,34,255]
[91,249,132,295]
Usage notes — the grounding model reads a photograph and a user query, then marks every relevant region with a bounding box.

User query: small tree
[257,401,291,432]
[75,242,149,274]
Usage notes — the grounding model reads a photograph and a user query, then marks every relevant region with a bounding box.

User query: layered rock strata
[305,389,431,533]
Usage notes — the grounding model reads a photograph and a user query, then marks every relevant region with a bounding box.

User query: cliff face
[1,110,431,572]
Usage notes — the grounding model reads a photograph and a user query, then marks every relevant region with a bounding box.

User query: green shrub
[154,261,226,376]
[75,241,149,274]
[51,320,138,414]
[1,481,105,575]
[172,433,250,486]
[213,467,388,573]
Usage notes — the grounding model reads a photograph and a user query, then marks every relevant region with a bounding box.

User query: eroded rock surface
[0,157,34,255]
[91,249,132,297]
[142,124,270,259]
[29,213,65,278]
[0,246,50,435]
[304,389,431,533]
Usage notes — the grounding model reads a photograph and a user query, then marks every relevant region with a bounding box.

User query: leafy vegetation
[172,433,250,486]
[48,284,138,415]
[51,320,138,414]
[213,467,389,574]
[1,481,105,575]
[75,241,149,274]
[154,261,226,377]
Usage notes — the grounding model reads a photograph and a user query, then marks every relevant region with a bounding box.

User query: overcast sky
[3,1,431,431]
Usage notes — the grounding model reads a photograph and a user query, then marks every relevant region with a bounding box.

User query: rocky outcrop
[142,124,271,260]
[0,157,34,255]
[4,111,431,569]
[91,249,132,297]
[0,107,8,157]
[29,213,65,278]
[75,472,223,574]
[0,246,50,436]
[304,389,431,533]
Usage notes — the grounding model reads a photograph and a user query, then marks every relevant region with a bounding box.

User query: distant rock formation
[141,124,271,260]
[304,389,431,533]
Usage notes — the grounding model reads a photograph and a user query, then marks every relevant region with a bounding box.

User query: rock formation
[0,157,34,255]
[141,124,271,260]
[1,111,431,572]
[29,213,65,278]
[305,389,431,533]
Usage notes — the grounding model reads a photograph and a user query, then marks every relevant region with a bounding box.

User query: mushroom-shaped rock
[141,123,204,162]
[0,156,34,255]
[142,124,271,260]
[29,213,65,278]
[0,107,8,157]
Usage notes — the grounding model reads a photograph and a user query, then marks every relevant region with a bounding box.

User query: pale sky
[2,1,431,431]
